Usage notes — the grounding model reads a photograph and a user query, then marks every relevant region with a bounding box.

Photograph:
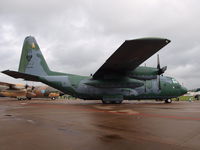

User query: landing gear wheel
[27,97,32,100]
[51,97,56,100]
[165,99,172,103]
[112,100,123,104]
[102,100,111,104]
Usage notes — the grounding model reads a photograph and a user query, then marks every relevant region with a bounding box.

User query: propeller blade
[156,54,165,90]
[157,54,160,69]
[157,75,161,90]
[159,75,161,90]
[161,66,167,73]
[25,84,29,89]
[158,66,167,75]
[157,54,167,75]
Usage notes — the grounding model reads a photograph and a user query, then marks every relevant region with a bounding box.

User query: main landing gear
[51,97,56,100]
[102,95,123,104]
[165,99,172,103]
[102,100,123,104]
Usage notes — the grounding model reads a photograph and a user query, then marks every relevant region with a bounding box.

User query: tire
[102,100,123,104]
[51,97,56,100]
[112,100,123,104]
[165,99,172,103]
[102,100,111,104]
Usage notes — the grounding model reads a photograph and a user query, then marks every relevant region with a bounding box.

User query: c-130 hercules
[2,36,187,104]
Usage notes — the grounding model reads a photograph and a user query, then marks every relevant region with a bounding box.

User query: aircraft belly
[76,82,145,99]
[42,76,178,100]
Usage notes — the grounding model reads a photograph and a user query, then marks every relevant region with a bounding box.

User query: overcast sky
[0,0,200,89]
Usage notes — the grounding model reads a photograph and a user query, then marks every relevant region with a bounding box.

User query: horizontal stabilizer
[2,70,40,82]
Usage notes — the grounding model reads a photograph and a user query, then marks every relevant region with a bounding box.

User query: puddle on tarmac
[4,114,12,116]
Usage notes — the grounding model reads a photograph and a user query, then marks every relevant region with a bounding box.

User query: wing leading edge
[93,37,170,79]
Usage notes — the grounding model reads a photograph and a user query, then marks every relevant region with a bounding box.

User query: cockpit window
[172,78,178,84]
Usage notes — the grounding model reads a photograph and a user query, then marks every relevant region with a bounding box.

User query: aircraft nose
[181,86,188,95]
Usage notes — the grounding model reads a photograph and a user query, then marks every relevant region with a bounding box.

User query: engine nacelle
[128,66,160,80]
[85,78,144,88]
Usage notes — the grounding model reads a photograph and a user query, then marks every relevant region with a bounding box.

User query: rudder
[18,36,51,76]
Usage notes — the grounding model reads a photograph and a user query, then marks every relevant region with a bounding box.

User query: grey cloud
[0,0,200,89]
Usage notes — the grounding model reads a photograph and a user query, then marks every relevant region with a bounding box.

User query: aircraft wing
[93,37,170,79]
[0,82,14,87]
[0,81,25,90]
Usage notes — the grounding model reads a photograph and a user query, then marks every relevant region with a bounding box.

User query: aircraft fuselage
[39,66,187,101]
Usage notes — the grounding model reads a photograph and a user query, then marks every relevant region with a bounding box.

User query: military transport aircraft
[0,81,62,100]
[2,36,187,104]
[0,82,28,99]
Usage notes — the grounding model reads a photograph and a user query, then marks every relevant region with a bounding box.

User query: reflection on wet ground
[0,98,200,150]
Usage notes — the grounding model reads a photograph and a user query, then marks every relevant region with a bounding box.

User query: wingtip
[1,69,9,73]
[165,39,171,43]
[126,37,171,43]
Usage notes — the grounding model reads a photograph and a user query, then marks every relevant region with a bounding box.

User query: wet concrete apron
[0,98,200,150]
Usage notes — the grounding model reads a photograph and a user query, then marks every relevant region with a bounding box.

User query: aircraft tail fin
[18,36,52,76]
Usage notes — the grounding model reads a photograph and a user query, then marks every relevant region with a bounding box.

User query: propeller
[25,84,29,89]
[157,54,167,90]
[24,84,35,92]
[31,86,35,90]
[157,54,167,75]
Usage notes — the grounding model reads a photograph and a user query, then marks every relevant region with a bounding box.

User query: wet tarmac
[1,98,200,150]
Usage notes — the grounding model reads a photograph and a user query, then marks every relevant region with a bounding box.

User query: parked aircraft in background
[2,36,187,104]
[0,81,62,100]
[184,88,200,100]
